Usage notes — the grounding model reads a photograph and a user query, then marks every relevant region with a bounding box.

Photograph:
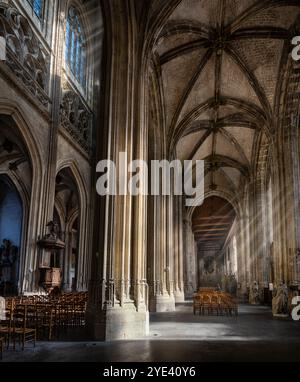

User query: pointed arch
[0,100,45,293]
[56,159,89,291]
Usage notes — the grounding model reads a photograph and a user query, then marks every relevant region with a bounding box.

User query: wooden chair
[219,295,238,316]
[36,303,55,340]
[0,336,4,360]
[74,301,86,327]
[0,308,13,349]
[193,294,202,315]
[13,305,36,350]
[202,294,211,315]
[210,294,220,315]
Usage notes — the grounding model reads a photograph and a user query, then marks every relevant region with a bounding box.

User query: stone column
[272,151,284,285]
[293,144,300,286]
[62,230,71,292]
[148,194,176,312]
[247,182,261,304]
[248,181,259,284]
[173,196,185,303]
[183,218,197,299]
[254,177,268,298]
[236,215,248,300]
[21,0,67,293]
[147,194,160,311]
[241,190,251,288]
[287,120,300,286]
[86,0,148,340]
[272,136,291,287]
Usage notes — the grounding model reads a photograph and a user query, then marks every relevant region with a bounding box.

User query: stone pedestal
[184,283,196,300]
[273,314,289,320]
[87,303,149,341]
[149,294,175,312]
[174,290,185,303]
[183,220,197,299]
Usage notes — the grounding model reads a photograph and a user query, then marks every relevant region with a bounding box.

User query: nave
[1,0,300,361]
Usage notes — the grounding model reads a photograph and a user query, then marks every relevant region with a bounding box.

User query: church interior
[1,0,300,363]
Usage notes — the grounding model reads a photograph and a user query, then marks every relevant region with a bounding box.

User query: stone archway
[56,160,90,291]
[0,108,44,294]
[191,196,236,290]
[55,166,82,292]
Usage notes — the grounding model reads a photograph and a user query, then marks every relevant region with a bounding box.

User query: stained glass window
[65,7,86,89]
[27,0,44,19]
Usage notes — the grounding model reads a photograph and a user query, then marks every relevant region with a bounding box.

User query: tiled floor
[2,303,300,362]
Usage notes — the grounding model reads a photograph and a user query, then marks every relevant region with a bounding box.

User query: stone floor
[1,303,300,362]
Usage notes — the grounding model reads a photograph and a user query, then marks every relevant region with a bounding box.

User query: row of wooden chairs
[5,292,87,307]
[0,292,88,356]
[193,291,238,316]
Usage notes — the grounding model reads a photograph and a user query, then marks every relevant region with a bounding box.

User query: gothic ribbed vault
[152,0,300,197]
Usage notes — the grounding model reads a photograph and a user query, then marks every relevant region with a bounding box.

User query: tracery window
[65,7,87,88]
[27,0,44,19]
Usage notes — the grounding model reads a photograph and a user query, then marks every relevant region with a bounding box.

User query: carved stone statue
[204,256,214,274]
[60,85,92,152]
[0,239,18,283]
[272,281,289,316]
[0,3,50,106]
[46,220,59,240]
[249,281,260,305]
[38,220,65,250]
[229,274,238,296]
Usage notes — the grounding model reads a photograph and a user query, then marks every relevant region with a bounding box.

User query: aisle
[149,302,299,341]
[1,303,300,362]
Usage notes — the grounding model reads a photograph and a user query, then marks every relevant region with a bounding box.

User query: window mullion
[76,39,81,80]
[65,8,86,91]
[73,32,78,75]
[65,21,70,64]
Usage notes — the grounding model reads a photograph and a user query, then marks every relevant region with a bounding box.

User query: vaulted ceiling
[55,168,79,218]
[153,0,300,196]
[0,116,32,193]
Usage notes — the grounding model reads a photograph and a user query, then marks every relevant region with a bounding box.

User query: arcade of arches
[1,0,300,346]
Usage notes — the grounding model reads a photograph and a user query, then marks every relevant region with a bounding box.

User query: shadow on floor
[1,304,300,362]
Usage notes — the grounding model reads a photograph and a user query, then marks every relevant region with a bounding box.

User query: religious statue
[46,220,60,240]
[249,281,260,305]
[222,274,238,296]
[229,274,238,296]
[204,256,214,274]
[0,239,18,283]
[272,281,289,316]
